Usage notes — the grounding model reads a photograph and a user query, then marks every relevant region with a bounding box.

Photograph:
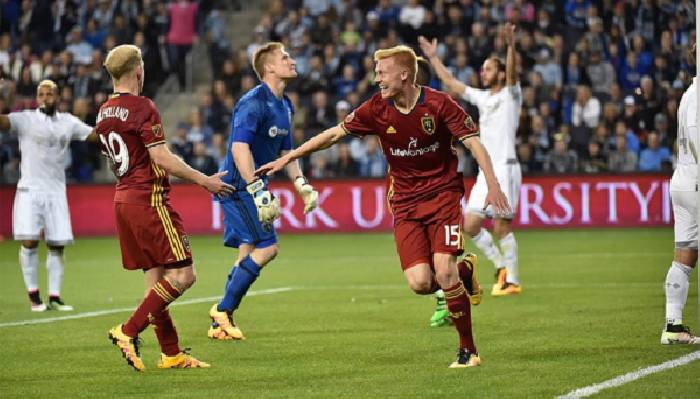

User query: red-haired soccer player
[96,44,233,371]
[258,45,510,368]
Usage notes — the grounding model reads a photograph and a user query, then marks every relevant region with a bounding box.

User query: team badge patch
[152,124,163,138]
[464,115,476,131]
[421,115,436,135]
[345,112,355,123]
[181,235,191,252]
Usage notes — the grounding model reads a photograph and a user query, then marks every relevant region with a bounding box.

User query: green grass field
[1,229,699,398]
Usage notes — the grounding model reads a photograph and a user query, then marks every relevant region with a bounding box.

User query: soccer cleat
[157,349,211,369]
[48,297,74,311]
[460,253,483,306]
[449,349,481,368]
[208,304,245,340]
[661,324,700,345]
[491,267,507,295]
[430,309,452,327]
[492,282,522,296]
[31,302,47,312]
[108,324,145,372]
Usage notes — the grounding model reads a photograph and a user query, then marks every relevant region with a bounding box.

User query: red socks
[151,308,180,356]
[123,278,182,338]
[443,281,477,353]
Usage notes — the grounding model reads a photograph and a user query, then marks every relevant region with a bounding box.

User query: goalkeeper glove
[246,179,280,224]
[294,176,318,214]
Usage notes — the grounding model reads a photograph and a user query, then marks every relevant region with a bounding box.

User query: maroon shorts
[393,190,464,270]
[115,202,193,270]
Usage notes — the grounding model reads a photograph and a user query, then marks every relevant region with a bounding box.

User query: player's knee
[463,218,481,237]
[407,279,432,294]
[169,267,196,290]
[253,244,279,266]
[22,240,39,249]
[47,245,64,254]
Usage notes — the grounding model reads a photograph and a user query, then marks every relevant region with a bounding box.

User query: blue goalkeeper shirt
[221,83,294,191]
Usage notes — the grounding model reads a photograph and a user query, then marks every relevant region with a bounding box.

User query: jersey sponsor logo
[268,126,289,138]
[464,115,476,131]
[97,106,130,123]
[151,124,163,138]
[386,125,397,134]
[420,115,435,135]
[389,139,440,157]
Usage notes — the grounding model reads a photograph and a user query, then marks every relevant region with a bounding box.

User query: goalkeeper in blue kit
[208,42,318,340]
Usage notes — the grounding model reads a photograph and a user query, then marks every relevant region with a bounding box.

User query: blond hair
[37,79,57,93]
[103,44,143,81]
[374,45,418,84]
[252,42,284,80]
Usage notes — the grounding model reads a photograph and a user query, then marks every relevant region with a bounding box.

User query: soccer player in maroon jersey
[96,44,234,371]
[257,45,510,368]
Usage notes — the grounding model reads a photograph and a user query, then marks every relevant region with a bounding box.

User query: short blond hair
[37,79,57,93]
[103,44,142,81]
[374,45,418,84]
[252,42,284,80]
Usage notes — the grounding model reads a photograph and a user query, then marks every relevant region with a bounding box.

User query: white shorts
[467,162,521,219]
[672,190,697,249]
[13,189,74,245]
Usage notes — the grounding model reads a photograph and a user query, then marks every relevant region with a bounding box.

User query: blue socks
[218,255,262,313]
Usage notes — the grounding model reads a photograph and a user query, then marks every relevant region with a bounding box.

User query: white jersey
[671,77,697,192]
[10,109,93,192]
[461,83,521,165]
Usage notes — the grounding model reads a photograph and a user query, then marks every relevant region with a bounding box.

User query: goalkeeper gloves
[294,176,318,214]
[246,179,280,224]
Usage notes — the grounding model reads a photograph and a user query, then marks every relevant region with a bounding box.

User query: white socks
[500,232,520,285]
[47,249,65,297]
[665,261,693,325]
[19,246,39,292]
[472,228,503,268]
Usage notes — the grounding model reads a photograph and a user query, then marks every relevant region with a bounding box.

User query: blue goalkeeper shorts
[221,194,277,249]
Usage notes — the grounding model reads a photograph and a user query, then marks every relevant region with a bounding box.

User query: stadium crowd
[0,0,697,183]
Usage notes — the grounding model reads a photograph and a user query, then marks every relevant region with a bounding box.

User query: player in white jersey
[661,72,700,344]
[1,80,94,312]
[420,24,523,299]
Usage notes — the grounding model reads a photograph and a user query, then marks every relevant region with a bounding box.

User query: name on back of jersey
[97,106,130,123]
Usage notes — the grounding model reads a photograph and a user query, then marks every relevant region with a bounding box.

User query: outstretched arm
[461,135,511,215]
[256,125,348,176]
[504,23,517,87]
[418,36,467,97]
[148,144,233,195]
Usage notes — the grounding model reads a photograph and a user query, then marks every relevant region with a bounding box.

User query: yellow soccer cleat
[491,267,507,296]
[461,253,483,306]
[492,282,523,296]
[108,324,145,372]
[449,349,481,368]
[208,304,245,340]
[157,350,211,369]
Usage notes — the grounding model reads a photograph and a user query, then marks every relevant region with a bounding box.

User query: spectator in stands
[534,48,561,88]
[65,27,93,65]
[308,90,334,130]
[572,85,601,129]
[608,133,638,172]
[357,135,386,178]
[190,142,218,175]
[171,123,193,165]
[580,140,608,173]
[639,132,671,172]
[518,142,541,174]
[586,51,615,97]
[167,0,198,91]
[545,133,578,173]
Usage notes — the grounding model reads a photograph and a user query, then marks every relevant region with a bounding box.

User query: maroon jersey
[96,93,169,205]
[341,86,479,211]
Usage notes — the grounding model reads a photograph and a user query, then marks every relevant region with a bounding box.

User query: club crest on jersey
[464,115,476,131]
[151,124,163,138]
[181,235,191,252]
[345,112,355,124]
[421,116,436,135]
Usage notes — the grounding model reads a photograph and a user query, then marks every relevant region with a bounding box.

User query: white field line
[0,287,293,329]
[556,350,700,398]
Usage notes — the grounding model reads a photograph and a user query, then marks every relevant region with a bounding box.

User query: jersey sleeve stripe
[458,131,480,141]
[145,140,166,148]
[339,122,362,138]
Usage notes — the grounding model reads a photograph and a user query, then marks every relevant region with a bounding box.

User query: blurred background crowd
[0,0,696,184]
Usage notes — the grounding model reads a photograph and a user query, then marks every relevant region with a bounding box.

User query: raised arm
[255,125,348,176]
[504,23,517,87]
[148,143,233,195]
[461,135,511,215]
[418,36,467,97]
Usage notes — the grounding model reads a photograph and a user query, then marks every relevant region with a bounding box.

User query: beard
[39,103,56,115]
